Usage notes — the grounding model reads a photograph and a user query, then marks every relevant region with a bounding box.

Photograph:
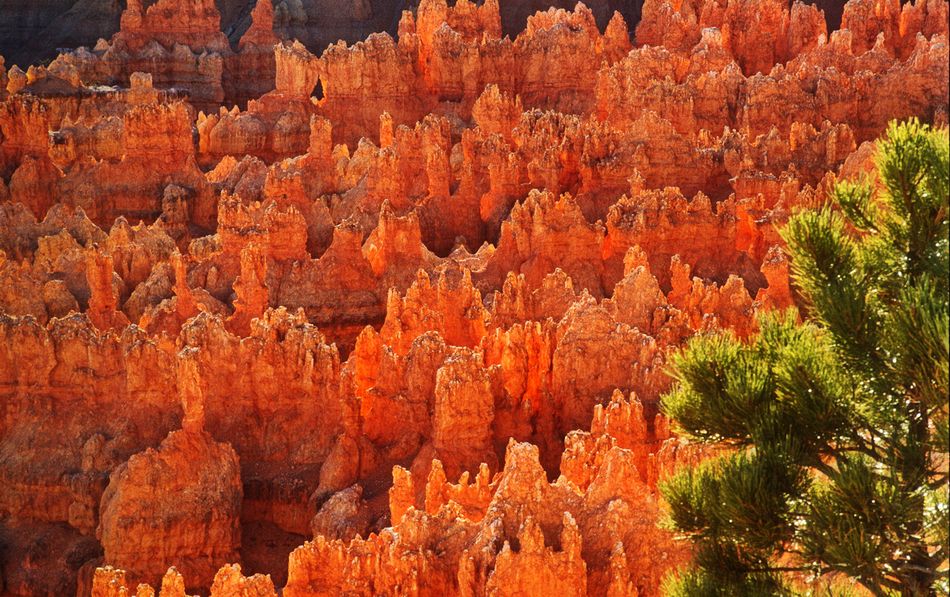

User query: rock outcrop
[97,428,243,590]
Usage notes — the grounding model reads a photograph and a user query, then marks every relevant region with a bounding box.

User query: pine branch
[659,120,950,596]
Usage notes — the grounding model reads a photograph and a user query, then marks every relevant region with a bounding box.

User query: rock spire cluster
[0,0,947,595]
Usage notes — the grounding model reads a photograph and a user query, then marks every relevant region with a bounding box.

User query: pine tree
[659,119,949,596]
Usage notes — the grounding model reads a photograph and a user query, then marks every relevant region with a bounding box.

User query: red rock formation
[1,0,948,595]
[96,347,242,590]
[195,1,634,152]
[285,434,687,597]
[85,248,130,331]
[225,243,270,336]
[490,190,607,297]
[227,0,280,108]
[425,347,497,479]
[97,428,242,590]
[240,0,279,50]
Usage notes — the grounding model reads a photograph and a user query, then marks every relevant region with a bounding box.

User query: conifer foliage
[660,119,949,596]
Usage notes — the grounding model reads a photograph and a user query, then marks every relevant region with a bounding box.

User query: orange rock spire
[0,0,946,595]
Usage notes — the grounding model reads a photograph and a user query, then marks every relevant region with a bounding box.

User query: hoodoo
[0,0,947,595]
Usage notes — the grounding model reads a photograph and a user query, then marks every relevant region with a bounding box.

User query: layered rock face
[0,0,947,595]
[36,0,273,111]
[0,2,857,71]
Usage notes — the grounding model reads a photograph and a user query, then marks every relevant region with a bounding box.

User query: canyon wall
[0,1,855,69]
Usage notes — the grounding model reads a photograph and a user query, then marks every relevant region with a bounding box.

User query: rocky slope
[0,0,947,595]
